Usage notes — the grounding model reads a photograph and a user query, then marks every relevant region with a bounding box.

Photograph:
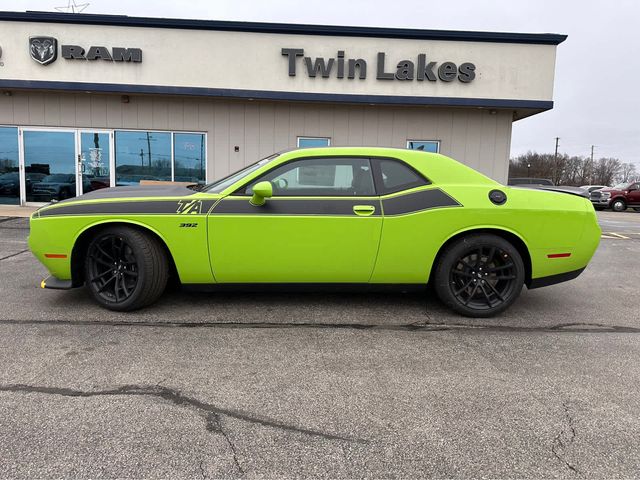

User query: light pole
[527,163,531,177]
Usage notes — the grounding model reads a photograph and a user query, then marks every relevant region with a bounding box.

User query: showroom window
[174,133,206,183]
[297,137,331,148]
[406,140,440,153]
[0,127,20,205]
[115,130,206,185]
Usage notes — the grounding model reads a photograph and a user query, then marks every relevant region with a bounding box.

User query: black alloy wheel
[85,226,169,311]
[434,234,525,317]
[87,234,139,304]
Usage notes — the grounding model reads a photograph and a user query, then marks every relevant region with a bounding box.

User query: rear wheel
[434,234,525,318]
[84,226,168,311]
[611,199,627,212]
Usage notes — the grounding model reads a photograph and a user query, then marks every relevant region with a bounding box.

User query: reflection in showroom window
[0,127,20,205]
[174,133,206,184]
[23,130,78,203]
[115,131,172,186]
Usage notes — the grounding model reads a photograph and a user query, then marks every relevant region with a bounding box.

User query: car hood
[34,184,221,218]
[55,184,199,204]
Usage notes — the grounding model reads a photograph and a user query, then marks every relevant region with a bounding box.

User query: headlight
[601,192,611,199]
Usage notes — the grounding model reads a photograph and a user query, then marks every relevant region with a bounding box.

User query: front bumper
[590,198,610,207]
[40,275,73,290]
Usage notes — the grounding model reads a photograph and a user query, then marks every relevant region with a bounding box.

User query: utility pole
[554,137,560,184]
[590,145,595,184]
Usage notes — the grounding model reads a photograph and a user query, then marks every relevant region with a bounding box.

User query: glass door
[22,129,77,204]
[77,130,113,195]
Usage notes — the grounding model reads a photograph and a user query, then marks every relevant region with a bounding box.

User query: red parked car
[590,182,640,211]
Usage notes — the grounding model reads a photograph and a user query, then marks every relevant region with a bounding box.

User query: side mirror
[250,181,273,206]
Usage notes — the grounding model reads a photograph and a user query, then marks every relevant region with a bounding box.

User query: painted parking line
[602,232,631,239]
[606,232,631,239]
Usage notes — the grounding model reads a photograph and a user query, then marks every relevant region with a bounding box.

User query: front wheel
[434,234,525,318]
[611,199,627,212]
[84,226,169,311]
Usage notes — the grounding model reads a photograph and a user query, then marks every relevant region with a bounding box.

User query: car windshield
[201,154,279,193]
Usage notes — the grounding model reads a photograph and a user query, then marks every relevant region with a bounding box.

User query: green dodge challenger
[29,147,600,317]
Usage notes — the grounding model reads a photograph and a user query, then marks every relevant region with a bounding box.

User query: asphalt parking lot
[1,210,640,478]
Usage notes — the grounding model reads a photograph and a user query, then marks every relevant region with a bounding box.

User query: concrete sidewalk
[0,206,37,218]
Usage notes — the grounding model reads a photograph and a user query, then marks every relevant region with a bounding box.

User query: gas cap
[489,189,507,205]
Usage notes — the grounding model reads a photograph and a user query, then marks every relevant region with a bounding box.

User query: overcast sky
[3,0,638,165]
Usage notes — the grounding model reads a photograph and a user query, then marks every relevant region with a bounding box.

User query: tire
[84,226,169,311]
[58,188,71,200]
[611,199,626,212]
[434,234,525,318]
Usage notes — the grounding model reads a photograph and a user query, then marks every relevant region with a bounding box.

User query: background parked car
[590,182,640,211]
[0,172,47,197]
[30,174,92,202]
[508,177,555,186]
[580,185,607,193]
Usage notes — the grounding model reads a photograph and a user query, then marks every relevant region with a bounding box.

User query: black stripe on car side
[212,198,382,216]
[382,188,461,216]
[35,189,459,217]
[37,200,218,217]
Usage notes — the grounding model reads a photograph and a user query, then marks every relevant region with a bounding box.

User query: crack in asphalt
[198,459,208,480]
[551,402,581,476]
[0,249,29,261]
[207,413,245,475]
[0,384,368,447]
[0,318,638,333]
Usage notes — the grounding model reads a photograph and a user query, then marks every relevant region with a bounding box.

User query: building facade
[0,11,565,206]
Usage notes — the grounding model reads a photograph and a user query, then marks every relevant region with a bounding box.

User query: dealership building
[0,11,565,207]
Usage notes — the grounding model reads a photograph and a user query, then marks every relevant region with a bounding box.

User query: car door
[207,156,382,283]
[627,183,640,205]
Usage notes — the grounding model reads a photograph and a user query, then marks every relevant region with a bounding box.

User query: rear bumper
[528,267,585,289]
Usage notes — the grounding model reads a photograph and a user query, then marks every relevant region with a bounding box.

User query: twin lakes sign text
[282,48,476,83]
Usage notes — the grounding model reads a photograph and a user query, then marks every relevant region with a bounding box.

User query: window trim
[406,139,440,153]
[232,155,377,197]
[296,136,331,148]
[371,157,431,196]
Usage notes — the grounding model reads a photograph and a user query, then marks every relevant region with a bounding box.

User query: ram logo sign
[28,36,142,66]
[29,36,58,66]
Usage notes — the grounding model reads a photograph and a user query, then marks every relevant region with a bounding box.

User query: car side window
[240,157,376,196]
[373,158,429,195]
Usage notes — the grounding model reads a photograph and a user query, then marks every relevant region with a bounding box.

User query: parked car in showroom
[29,147,600,318]
[590,181,640,211]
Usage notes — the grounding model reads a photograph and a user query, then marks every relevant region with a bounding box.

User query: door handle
[353,205,376,216]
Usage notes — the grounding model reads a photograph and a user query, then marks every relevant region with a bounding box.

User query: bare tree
[618,162,637,183]
[509,151,625,186]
